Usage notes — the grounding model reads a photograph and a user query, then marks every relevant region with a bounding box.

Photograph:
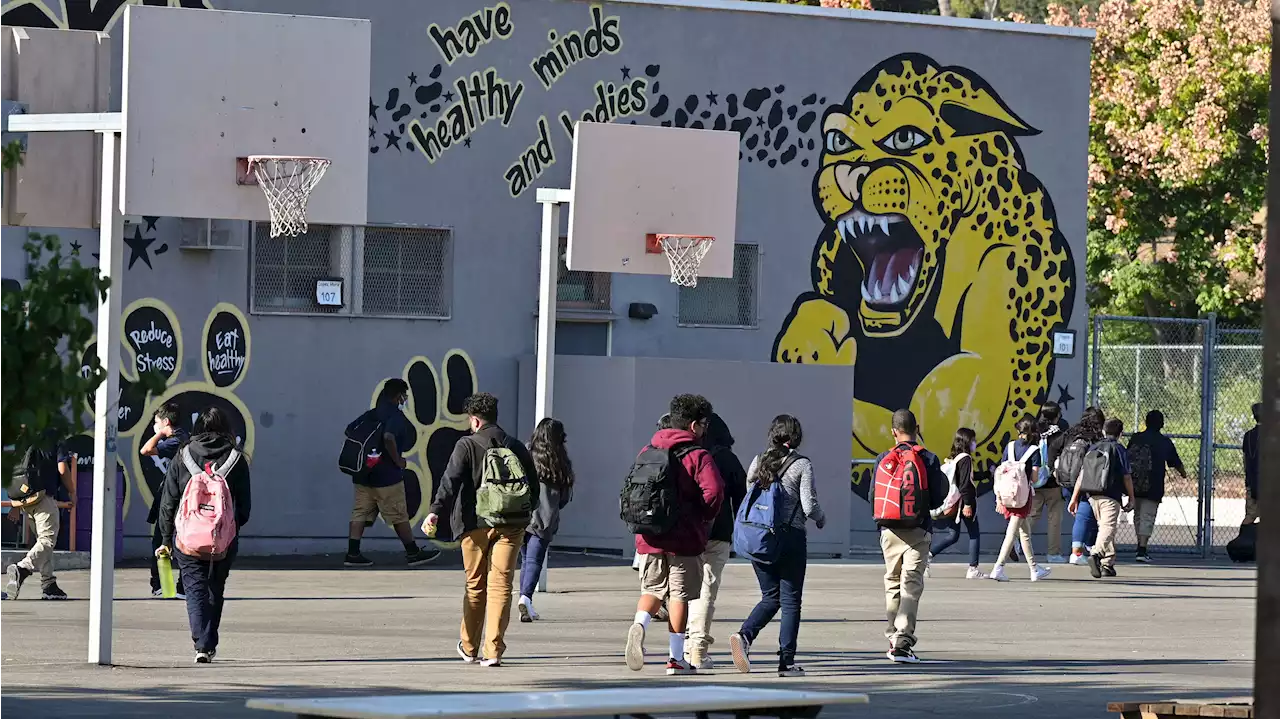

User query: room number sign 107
[316,279,343,307]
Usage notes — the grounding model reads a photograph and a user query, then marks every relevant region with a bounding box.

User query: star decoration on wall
[369,98,378,121]
[124,225,156,270]
[143,216,159,232]
[1056,384,1075,411]
[464,138,472,148]
[706,92,718,106]
[408,72,418,86]
[756,116,765,128]
[384,131,402,151]
[443,90,456,102]
[70,240,82,253]
[620,66,631,79]
[370,126,376,138]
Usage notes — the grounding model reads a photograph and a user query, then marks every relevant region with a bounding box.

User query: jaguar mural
[773,53,1076,498]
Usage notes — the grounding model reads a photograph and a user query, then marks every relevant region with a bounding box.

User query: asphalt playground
[0,553,1256,718]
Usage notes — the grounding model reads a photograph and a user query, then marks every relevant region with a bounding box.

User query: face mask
[398,401,407,411]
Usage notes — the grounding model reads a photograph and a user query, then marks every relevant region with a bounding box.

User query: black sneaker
[1087,553,1103,579]
[406,547,440,567]
[778,664,806,677]
[5,564,30,600]
[195,651,213,664]
[40,582,68,600]
[1102,565,1117,577]
[343,552,374,567]
[889,645,920,664]
[1135,550,1151,563]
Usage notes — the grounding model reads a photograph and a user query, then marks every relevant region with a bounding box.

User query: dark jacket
[704,416,748,543]
[1244,425,1260,499]
[527,481,571,538]
[873,441,947,532]
[1040,423,1066,489]
[635,428,724,557]
[158,433,252,548]
[430,424,538,540]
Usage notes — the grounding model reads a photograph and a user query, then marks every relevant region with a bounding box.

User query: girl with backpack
[518,418,574,623]
[156,407,252,664]
[730,415,825,678]
[987,415,1051,582]
[927,428,986,579]
[1061,408,1104,564]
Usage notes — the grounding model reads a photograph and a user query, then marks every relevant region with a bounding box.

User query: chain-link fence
[1088,314,1261,556]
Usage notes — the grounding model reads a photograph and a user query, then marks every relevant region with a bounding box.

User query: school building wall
[0,0,1092,557]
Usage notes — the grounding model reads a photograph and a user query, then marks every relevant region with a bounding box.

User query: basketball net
[249,156,331,238]
[657,235,714,288]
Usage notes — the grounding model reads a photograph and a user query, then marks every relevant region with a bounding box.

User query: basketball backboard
[566,122,738,279]
[120,5,369,225]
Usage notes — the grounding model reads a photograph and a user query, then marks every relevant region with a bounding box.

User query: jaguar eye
[877,126,930,154]
[824,130,855,154]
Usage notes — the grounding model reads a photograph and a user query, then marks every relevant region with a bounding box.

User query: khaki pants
[686,539,731,660]
[995,515,1038,569]
[18,494,59,582]
[460,526,523,660]
[1089,496,1122,569]
[880,527,929,650]
[1029,487,1065,555]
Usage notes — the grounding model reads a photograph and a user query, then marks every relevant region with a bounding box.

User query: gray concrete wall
[517,355,855,555]
[1,0,1092,557]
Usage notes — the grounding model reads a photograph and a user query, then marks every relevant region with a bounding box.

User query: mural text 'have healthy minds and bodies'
[412,3,521,163]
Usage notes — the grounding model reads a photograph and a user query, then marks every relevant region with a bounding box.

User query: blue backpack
[733,454,802,565]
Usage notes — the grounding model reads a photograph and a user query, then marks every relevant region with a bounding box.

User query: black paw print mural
[370,64,448,155]
[643,65,824,169]
[367,351,478,545]
[2,0,213,31]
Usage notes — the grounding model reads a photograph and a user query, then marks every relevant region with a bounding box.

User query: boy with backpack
[1125,410,1187,563]
[424,392,538,668]
[1068,418,1135,578]
[622,394,724,676]
[4,433,75,600]
[872,409,946,664]
[142,401,188,598]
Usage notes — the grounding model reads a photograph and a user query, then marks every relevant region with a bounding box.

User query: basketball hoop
[646,233,715,288]
[237,155,331,238]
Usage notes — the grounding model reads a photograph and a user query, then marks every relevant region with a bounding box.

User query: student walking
[1242,403,1261,526]
[425,393,538,667]
[344,378,438,568]
[622,394,724,676]
[729,414,824,677]
[518,418,574,623]
[1028,403,1069,563]
[872,409,946,664]
[928,428,985,579]
[1069,418,1135,578]
[1059,407,1104,564]
[156,407,252,663]
[142,401,188,598]
[988,415,1051,582]
[4,434,75,601]
[1125,410,1187,562]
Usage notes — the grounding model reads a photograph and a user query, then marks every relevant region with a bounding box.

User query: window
[250,224,451,318]
[556,236,611,312]
[677,244,759,328]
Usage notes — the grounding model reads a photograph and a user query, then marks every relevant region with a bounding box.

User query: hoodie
[1040,423,1065,489]
[704,414,748,543]
[157,433,252,549]
[635,428,724,557]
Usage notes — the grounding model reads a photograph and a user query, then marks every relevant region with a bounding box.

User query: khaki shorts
[639,552,702,603]
[351,483,409,525]
[1134,497,1160,537]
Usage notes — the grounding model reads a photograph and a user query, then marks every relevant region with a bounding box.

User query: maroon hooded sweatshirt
[634,428,725,557]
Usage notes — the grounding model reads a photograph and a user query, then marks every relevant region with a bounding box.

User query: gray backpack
[1075,441,1113,495]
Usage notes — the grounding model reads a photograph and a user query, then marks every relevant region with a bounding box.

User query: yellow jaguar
[773,53,1076,492]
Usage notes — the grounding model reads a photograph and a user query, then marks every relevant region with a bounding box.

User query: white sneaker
[1047,554,1067,564]
[1069,552,1086,565]
[518,596,539,623]
[989,565,1009,582]
[965,567,988,580]
[665,658,697,675]
[923,554,933,578]
[730,633,751,674]
[456,641,478,664]
[1031,565,1052,582]
[686,654,715,670]
[625,623,646,671]
[479,657,502,668]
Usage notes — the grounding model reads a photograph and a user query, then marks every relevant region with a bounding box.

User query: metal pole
[1198,313,1217,559]
[1256,4,1280,709]
[88,130,123,665]
[1090,315,1102,408]
[533,188,569,593]
[1133,346,1142,432]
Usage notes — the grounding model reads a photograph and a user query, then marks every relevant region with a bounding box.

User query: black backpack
[7,444,57,505]
[1076,441,1114,495]
[1127,439,1155,496]
[1055,436,1091,492]
[338,411,385,480]
[620,442,698,536]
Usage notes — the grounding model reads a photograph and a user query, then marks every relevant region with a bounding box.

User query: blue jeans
[738,530,807,667]
[519,532,550,599]
[1071,492,1099,548]
[929,512,981,566]
[176,539,237,653]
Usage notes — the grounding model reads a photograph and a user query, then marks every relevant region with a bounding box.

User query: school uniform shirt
[1126,429,1185,501]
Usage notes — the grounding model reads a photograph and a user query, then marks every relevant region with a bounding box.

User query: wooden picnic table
[1107,699,1254,718]
[247,686,869,719]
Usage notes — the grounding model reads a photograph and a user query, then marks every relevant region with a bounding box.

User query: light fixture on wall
[628,302,658,320]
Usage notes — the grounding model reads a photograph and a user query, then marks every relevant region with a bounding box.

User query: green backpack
[475,445,533,527]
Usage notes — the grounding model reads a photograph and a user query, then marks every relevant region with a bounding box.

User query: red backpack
[873,444,929,528]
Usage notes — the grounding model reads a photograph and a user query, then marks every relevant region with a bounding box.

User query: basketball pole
[534,187,571,594]
[8,112,126,665]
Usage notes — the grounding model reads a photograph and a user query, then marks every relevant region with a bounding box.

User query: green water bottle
[157,553,177,599]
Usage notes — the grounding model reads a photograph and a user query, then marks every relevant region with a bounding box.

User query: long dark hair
[1065,406,1105,444]
[950,427,976,460]
[1015,413,1040,445]
[752,414,803,490]
[530,418,573,489]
